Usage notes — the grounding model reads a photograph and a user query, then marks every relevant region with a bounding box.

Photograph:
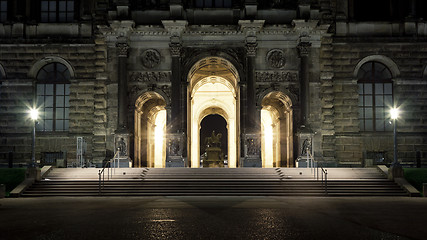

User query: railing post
[98,170,101,195]
[325,170,328,195]
[118,150,121,169]
[306,147,309,169]
[316,165,319,180]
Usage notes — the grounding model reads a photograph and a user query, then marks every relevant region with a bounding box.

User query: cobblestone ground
[1,196,426,240]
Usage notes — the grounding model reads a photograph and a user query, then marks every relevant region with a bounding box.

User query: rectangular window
[41,0,74,23]
[195,0,232,8]
[358,82,393,132]
[36,83,70,131]
[0,0,7,22]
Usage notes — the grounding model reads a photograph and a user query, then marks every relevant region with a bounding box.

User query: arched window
[358,61,393,132]
[36,62,70,131]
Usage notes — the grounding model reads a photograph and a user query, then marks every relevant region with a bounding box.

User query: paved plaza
[1,196,426,240]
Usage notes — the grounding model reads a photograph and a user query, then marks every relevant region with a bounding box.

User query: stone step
[22,167,409,197]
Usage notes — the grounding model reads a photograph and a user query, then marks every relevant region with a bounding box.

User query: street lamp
[29,108,39,168]
[390,107,399,166]
[389,107,403,179]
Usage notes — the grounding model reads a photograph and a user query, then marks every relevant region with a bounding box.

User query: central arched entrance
[188,57,240,168]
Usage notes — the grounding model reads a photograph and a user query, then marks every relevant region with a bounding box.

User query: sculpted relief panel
[255,71,298,83]
[266,49,286,69]
[141,49,161,69]
[129,71,171,83]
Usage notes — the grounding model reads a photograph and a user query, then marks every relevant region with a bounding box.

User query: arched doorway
[188,57,240,168]
[261,92,294,167]
[200,114,228,167]
[134,92,167,168]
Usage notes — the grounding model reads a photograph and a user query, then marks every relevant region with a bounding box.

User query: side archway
[134,92,167,168]
[261,91,294,167]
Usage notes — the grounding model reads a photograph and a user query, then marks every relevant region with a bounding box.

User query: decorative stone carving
[141,49,161,69]
[246,137,261,156]
[169,42,182,57]
[116,43,129,57]
[246,42,258,57]
[129,71,170,83]
[266,49,286,69]
[297,42,312,57]
[255,71,298,82]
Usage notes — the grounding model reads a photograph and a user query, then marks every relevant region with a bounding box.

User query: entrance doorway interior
[261,91,294,167]
[188,57,239,168]
[134,92,167,168]
[200,114,228,166]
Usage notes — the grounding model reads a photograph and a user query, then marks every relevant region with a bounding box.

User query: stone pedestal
[112,157,132,168]
[243,133,261,167]
[388,164,404,180]
[167,133,186,167]
[203,147,224,168]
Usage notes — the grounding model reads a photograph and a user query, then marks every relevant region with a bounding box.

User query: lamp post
[29,108,38,168]
[390,108,399,166]
[389,107,403,179]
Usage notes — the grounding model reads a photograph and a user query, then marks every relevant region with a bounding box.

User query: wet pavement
[1,196,426,240]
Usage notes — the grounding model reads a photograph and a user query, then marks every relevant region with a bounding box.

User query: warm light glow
[261,109,274,168]
[29,108,39,120]
[390,108,399,120]
[154,109,166,168]
[190,77,237,168]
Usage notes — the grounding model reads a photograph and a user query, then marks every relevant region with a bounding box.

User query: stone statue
[301,138,312,156]
[117,137,127,156]
[203,130,224,167]
[205,130,222,148]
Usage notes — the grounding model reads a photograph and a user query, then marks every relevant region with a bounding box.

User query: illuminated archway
[261,92,293,167]
[188,57,240,168]
[134,92,167,168]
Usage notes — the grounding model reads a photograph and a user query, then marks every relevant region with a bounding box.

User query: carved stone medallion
[266,49,286,69]
[141,49,161,69]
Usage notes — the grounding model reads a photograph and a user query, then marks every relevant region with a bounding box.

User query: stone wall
[0,42,105,166]
[332,40,427,166]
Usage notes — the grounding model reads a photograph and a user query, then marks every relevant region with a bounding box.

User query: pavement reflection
[0,196,425,240]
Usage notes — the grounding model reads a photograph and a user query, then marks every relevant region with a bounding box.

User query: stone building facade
[0,0,426,168]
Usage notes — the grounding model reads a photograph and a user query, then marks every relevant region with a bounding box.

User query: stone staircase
[21,167,409,197]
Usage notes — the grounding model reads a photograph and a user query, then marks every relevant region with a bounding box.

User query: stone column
[170,40,182,132]
[116,41,129,131]
[162,20,188,166]
[297,41,311,126]
[246,41,258,133]
[114,40,131,165]
[296,41,314,165]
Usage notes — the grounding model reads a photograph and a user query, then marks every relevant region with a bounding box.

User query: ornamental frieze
[255,71,298,83]
[129,71,171,83]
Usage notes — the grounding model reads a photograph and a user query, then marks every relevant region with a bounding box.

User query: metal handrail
[306,148,328,195]
[98,150,120,195]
